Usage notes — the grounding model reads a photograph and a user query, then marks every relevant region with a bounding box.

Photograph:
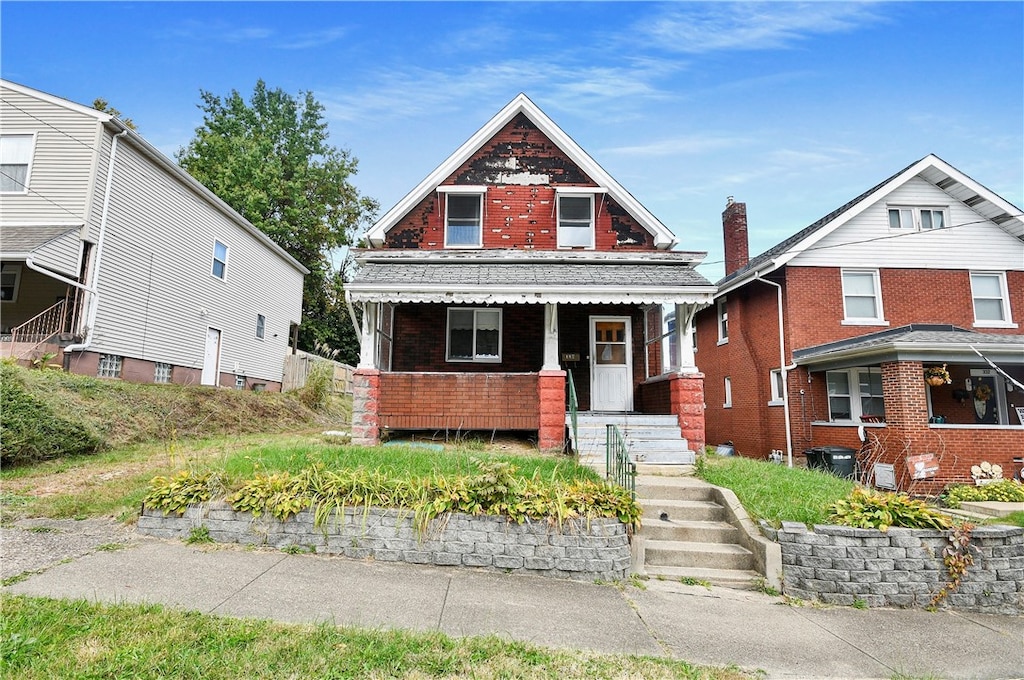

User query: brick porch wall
[636,372,707,454]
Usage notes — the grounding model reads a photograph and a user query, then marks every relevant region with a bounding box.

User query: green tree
[92,98,137,130]
[176,80,377,360]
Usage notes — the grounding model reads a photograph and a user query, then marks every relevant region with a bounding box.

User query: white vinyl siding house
[0,79,307,387]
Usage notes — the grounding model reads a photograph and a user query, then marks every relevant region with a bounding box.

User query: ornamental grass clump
[829,487,951,531]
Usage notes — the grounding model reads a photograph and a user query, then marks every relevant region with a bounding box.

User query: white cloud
[277,27,350,50]
[638,2,885,54]
[602,134,751,158]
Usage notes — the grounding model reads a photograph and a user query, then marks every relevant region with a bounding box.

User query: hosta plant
[829,487,951,531]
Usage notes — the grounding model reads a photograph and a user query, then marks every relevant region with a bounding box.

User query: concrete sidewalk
[6,537,1023,679]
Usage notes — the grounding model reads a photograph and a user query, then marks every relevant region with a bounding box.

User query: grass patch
[697,455,855,526]
[0,595,754,679]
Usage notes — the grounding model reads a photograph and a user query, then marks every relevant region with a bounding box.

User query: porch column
[669,372,706,455]
[358,302,377,369]
[674,303,698,374]
[537,369,566,451]
[542,303,560,371]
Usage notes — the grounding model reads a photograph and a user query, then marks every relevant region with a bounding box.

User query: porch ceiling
[346,249,716,306]
[793,324,1024,370]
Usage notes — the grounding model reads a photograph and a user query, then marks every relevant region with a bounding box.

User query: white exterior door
[201,327,221,386]
[591,316,632,411]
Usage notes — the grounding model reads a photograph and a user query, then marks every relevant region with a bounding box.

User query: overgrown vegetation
[146,456,640,529]
[696,453,855,526]
[0,595,754,680]
[829,488,951,531]
[942,479,1024,507]
[0,362,332,466]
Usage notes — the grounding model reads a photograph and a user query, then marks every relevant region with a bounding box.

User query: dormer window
[440,186,485,248]
[557,193,594,249]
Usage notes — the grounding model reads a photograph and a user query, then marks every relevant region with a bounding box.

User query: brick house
[345,94,715,451]
[695,154,1024,493]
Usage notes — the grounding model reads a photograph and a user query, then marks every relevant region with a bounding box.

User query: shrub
[829,487,951,531]
[0,363,102,464]
[142,470,219,515]
[943,480,1024,508]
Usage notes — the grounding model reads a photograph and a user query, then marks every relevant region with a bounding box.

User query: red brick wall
[384,115,656,251]
[378,372,540,431]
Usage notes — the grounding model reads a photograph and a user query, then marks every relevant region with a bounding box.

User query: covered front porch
[793,325,1024,493]
[345,249,715,452]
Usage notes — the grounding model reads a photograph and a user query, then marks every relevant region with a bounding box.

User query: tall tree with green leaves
[177,80,377,363]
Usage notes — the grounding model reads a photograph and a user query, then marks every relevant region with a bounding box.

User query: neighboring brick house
[0,79,307,390]
[695,155,1024,493]
[345,94,715,451]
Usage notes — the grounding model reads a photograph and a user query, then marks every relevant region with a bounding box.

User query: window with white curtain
[446,308,502,362]
[0,135,35,193]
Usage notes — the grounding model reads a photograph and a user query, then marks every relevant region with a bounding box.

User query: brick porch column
[537,369,566,452]
[669,372,706,454]
[352,368,381,446]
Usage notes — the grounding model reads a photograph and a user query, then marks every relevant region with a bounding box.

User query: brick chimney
[722,196,749,276]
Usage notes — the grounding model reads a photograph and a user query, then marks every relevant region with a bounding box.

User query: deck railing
[605,423,636,501]
[8,299,67,358]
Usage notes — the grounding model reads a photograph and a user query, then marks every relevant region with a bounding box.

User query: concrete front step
[636,477,716,501]
[644,565,766,590]
[645,539,755,571]
[640,518,740,543]
[641,498,726,523]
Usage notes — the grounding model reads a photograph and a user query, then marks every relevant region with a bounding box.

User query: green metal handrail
[567,369,579,453]
[606,423,636,500]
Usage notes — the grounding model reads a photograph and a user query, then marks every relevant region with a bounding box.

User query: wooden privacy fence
[282,352,354,395]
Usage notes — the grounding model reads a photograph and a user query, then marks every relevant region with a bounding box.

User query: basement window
[446,307,501,362]
[154,362,172,384]
[98,354,122,379]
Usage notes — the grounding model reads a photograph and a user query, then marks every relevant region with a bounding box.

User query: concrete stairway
[634,475,765,590]
[569,412,695,470]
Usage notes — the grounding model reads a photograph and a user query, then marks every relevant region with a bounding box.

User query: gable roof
[717,154,1024,294]
[365,94,678,249]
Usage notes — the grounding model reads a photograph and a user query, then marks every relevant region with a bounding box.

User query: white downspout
[63,128,127,356]
[756,270,796,468]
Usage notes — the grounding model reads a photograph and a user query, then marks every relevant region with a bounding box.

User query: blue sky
[3,1,1021,281]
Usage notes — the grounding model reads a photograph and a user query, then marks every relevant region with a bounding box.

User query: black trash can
[804,448,826,472]
[821,446,857,480]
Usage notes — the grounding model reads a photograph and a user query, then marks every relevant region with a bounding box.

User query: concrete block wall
[138,501,632,582]
[762,521,1023,615]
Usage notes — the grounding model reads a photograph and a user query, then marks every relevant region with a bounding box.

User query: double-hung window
[841,269,885,324]
[826,368,884,422]
[717,297,729,343]
[887,206,946,231]
[970,272,1015,327]
[557,193,594,248]
[769,369,785,405]
[212,240,228,279]
[447,308,501,362]
[0,134,35,193]
[723,376,733,408]
[256,314,266,340]
[443,191,483,247]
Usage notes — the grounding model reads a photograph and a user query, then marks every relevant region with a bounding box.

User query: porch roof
[793,324,1024,370]
[0,225,83,278]
[0,225,80,256]
[345,249,716,306]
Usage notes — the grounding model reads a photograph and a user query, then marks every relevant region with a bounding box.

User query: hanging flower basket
[924,364,951,386]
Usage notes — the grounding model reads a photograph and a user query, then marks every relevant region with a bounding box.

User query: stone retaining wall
[138,502,632,581]
[761,521,1023,615]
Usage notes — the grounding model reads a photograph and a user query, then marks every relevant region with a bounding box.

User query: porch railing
[9,299,68,358]
[606,423,636,501]
[567,369,579,453]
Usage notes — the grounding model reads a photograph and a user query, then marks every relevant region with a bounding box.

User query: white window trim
[970,271,1017,329]
[212,239,229,281]
[769,369,785,406]
[716,297,729,345]
[446,307,503,363]
[1,263,23,303]
[825,367,884,423]
[886,205,948,231]
[443,191,484,248]
[556,192,596,250]
[723,376,732,408]
[0,133,37,195]
[841,269,888,326]
[256,314,266,340]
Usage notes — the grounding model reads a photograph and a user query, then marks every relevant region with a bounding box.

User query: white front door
[201,327,221,386]
[591,316,632,411]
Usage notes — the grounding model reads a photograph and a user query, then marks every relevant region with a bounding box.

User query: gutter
[755,270,796,468]
[63,127,127,357]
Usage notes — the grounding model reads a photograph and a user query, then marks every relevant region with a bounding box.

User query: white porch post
[542,303,560,370]
[358,302,378,369]
[674,303,698,374]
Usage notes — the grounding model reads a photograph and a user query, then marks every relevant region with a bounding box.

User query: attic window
[557,194,594,249]
[887,206,946,231]
[445,194,483,247]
